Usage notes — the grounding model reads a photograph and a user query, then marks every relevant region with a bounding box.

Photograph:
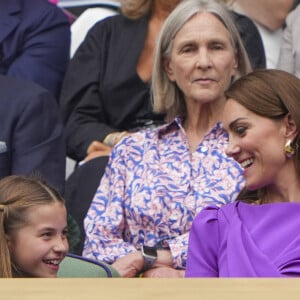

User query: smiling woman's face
[223,99,289,191]
[164,12,237,106]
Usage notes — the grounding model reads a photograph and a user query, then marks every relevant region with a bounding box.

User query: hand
[103,131,131,147]
[142,267,185,278]
[112,252,144,278]
[84,141,112,162]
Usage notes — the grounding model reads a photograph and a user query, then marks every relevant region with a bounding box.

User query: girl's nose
[53,236,69,253]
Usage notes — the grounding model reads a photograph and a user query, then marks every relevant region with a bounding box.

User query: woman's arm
[112,249,183,278]
[59,21,117,161]
[82,145,137,262]
[185,207,220,277]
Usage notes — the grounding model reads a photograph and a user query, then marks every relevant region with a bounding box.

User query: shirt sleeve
[165,232,189,269]
[185,206,220,277]
[82,142,137,263]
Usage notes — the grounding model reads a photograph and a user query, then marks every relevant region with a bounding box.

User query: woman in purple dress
[186,69,300,277]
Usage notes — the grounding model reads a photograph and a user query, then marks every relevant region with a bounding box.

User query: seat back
[58,253,120,277]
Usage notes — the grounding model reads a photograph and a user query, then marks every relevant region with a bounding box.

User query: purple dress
[186,201,300,277]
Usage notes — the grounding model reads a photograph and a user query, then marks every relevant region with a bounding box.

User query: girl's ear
[284,113,298,141]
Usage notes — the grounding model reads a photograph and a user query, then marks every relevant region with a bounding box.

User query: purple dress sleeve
[185,206,220,277]
[186,201,300,277]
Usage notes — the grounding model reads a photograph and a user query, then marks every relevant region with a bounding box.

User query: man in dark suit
[0,75,66,193]
[0,0,70,99]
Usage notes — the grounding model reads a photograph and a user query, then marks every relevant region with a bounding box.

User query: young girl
[0,175,69,278]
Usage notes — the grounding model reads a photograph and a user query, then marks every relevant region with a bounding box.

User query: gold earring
[284,140,295,158]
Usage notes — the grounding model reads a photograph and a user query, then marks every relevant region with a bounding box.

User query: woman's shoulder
[195,206,220,223]
[21,0,69,25]
[119,127,162,146]
[230,10,258,31]
[194,202,240,226]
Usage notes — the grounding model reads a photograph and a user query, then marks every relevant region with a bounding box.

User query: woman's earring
[284,139,296,158]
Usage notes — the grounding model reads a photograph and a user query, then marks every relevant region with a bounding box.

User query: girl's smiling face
[7,202,69,277]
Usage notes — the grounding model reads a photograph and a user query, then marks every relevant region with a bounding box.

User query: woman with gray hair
[61,0,262,163]
[83,0,251,277]
[62,0,264,255]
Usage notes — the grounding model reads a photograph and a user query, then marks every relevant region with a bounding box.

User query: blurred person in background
[277,4,300,79]
[0,0,70,99]
[231,0,295,68]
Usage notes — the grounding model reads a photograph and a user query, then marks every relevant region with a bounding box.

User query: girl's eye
[41,232,52,238]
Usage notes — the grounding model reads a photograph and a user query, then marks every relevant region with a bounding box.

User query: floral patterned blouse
[83,117,245,268]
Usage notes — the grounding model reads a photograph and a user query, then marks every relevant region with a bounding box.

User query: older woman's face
[165,12,237,105]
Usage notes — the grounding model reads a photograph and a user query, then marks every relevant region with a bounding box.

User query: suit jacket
[277,4,300,78]
[0,0,70,99]
[0,75,66,193]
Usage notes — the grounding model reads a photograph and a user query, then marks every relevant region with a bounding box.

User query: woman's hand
[112,249,180,278]
[112,252,144,278]
[142,267,185,278]
[84,141,112,162]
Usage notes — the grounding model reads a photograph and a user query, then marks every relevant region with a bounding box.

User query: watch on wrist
[141,245,157,271]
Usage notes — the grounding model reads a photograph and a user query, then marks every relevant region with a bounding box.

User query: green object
[58,254,120,278]
[67,214,81,254]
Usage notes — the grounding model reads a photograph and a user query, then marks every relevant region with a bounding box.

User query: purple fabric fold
[226,209,281,276]
[186,201,300,277]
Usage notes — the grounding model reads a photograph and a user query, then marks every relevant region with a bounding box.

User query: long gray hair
[152,0,251,121]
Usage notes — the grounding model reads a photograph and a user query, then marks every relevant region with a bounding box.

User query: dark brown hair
[225,69,300,201]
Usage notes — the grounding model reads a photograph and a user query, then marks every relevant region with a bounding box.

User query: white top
[231,3,283,69]
[70,7,118,57]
